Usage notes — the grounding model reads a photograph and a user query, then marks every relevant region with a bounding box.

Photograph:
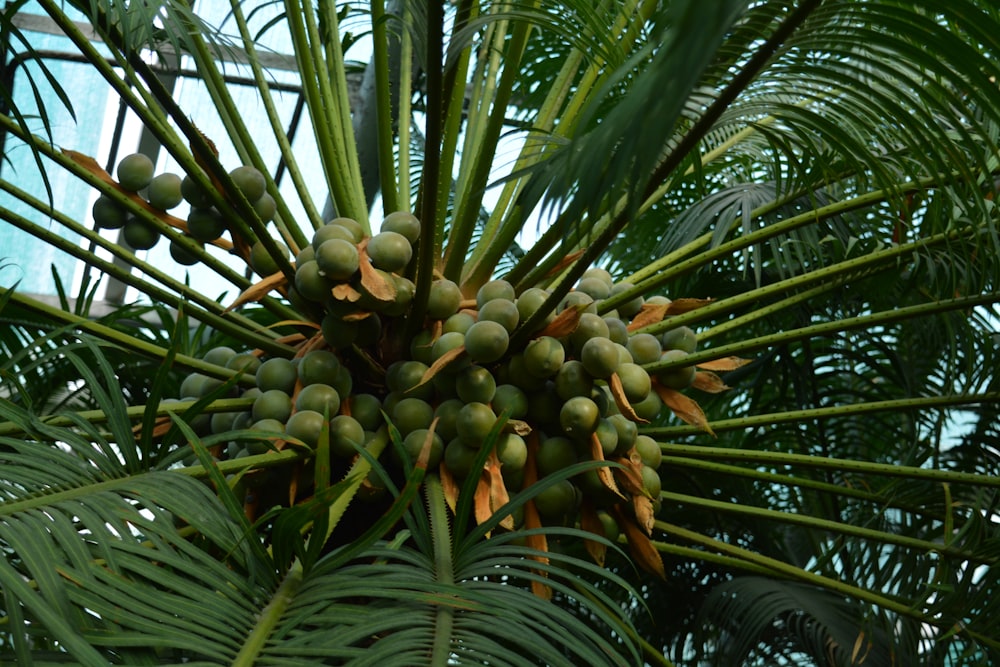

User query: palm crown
[1,1,999,665]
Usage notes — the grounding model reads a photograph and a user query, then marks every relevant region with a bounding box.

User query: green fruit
[526,385,563,432]
[116,153,154,191]
[455,365,497,404]
[443,312,476,334]
[391,360,432,398]
[250,239,289,276]
[607,413,638,455]
[617,362,651,402]
[536,436,577,477]
[253,193,277,222]
[434,398,465,442]
[285,410,325,447]
[181,173,212,207]
[478,297,520,333]
[427,279,463,319]
[321,312,360,350]
[582,267,614,289]
[315,238,360,280]
[523,336,565,378]
[252,389,292,422]
[500,354,548,392]
[226,352,261,375]
[444,437,480,478]
[560,396,600,439]
[559,290,596,314]
[391,397,434,436]
[575,277,611,301]
[380,211,421,243]
[641,465,662,498]
[596,510,620,541]
[634,434,662,469]
[229,165,267,202]
[580,336,619,379]
[496,433,527,472]
[402,429,444,468]
[492,384,528,420]
[294,260,334,302]
[312,221,357,248]
[92,195,127,229]
[247,418,284,454]
[329,414,365,458]
[594,418,619,457]
[456,402,498,443]
[179,372,219,399]
[122,217,160,250]
[632,390,663,421]
[186,208,226,242]
[610,282,644,318]
[656,349,696,389]
[569,312,610,353]
[169,237,202,265]
[409,329,436,364]
[147,172,183,210]
[202,346,236,367]
[350,394,383,432]
[367,231,412,272]
[604,316,629,346]
[210,410,241,435]
[384,274,415,316]
[464,320,509,364]
[626,333,662,365]
[327,217,364,244]
[476,279,515,308]
[533,479,577,520]
[256,357,298,393]
[661,326,698,353]
[554,360,594,401]
[515,287,554,331]
[296,245,316,265]
[295,383,341,416]
[298,350,341,386]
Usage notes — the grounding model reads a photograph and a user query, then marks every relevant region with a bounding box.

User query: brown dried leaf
[523,434,552,599]
[63,149,116,186]
[696,356,752,371]
[417,345,467,388]
[632,495,655,535]
[579,502,608,567]
[613,449,646,498]
[608,372,649,423]
[507,419,533,436]
[474,473,493,528]
[613,507,665,578]
[652,382,716,436]
[627,303,669,332]
[536,302,585,339]
[342,311,373,322]
[458,298,478,311]
[544,248,586,278]
[439,463,461,513]
[486,452,514,531]
[357,240,396,302]
[225,272,288,312]
[589,432,626,500]
[274,333,307,346]
[665,297,714,315]
[331,283,363,303]
[691,370,730,393]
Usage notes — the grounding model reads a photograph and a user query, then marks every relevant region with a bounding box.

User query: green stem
[370,0,399,215]
[660,491,990,564]
[646,392,1000,438]
[425,475,455,667]
[658,443,1000,487]
[231,559,304,667]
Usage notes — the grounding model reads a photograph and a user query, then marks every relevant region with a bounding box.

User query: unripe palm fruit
[464,320,509,364]
[285,410,325,447]
[294,260,334,302]
[656,349,696,389]
[380,211,421,243]
[169,237,202,266]
[295,383,341,416]
[298,350,341,386]
[580,336,619,379]
[455,365,497,404]
[312,221,356,248]
[256,357,298,393]
[626,333,662,365]
[533,479,578,521]
[581,267,614,289]
[250,239,289,276]
[523,336,565,379]
[478,298,519,333]
[496,433,528,472]
[252,389,292,422]
[122,217,159,250]
[427,279,462,320]
[515,287,554,331]
[147,172,183,210]
[575,277,611,301]
[229,165,266,202]
[92,195,127,229]
[314,238,360,281]
[492,384,529,419]
[634,434,662,469]
[329,414,365,458]
[116,153,154,191]
[536,436,577,477]
[391,397,434,436]
[252,193,276,222]
[456,402,497,443]
[560,396,600,439]
[186,208,226,242]
[476,279,515,308]
[609,281,644,318]
[661,325,698,353]
[367,231,412,272]
[181,173,212,207]
[402,429,444,468]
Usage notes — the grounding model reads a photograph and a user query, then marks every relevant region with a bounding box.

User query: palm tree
[2,1,999,664]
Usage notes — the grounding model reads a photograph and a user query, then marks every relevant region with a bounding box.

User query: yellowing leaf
[536,302,585,339]
[544,248,586,278]
[691,370,730,393]
[486,451,514,531]
[416,345,467,389]
[590,432,626,500]
[358,239,396,302]
[614,506,665,578]
[696,356,752,371]
[439,462,461,513]
[579,502,607,567]
[632,495,655,535]
[653,382,716,436]
[225,271,287,312]
[665,297,714,314]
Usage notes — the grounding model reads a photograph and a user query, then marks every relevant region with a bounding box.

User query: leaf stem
[231,559,304,667]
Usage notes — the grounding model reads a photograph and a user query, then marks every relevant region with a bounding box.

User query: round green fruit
[121,217,159,250]
[285,410,325,448]
[391,397,434,436]
[181,173,212,207]
[641,465,662,498]
[536,436,577,477]
[444,438,480,478]
[455,365,497,405]
[247,418,284,454]
[626,333,662,365]
[464,320,509,364]
[617,362,651,402]
[315,238,360,281]
[605,317,629,345]
[147,172,183,210]
[295,383,341,416]
[492,384,528,420]
[523,336,565,379]
[661,326,698,353]
[380,211,421,243]
[634,434,662,469]
[607,413,638,454]
[402,429,444,468]
[250,239,289,276]
[456,402,498,443]
[656,349,696,389]
[478,297,519,333]
[433,398,465,442]
[202,346,236,367]
[186,208,226,242]
[350,394,383,432]
[476,279,516,308]
[256,357,298,393]
[575,277,611,301]
[443,312,476,334]
[169,237,202,266]
[252,389,292,423]
[227,352,261,375]
[366,231,412,272]
[554,360,594,401]
[427,279,462,320]
[580,336,619,379]
[515,287,554,332]
[329,414,365,458]
[92,195,127,229]
[569,313,611,353]
[294,260,334,302]
[533,479,577,521]
[116,153,154,192]
[253,193,276,222]
[298,350,341,386]
[560,396,600,439]
[312,221,356,249]
[321,312,360,350]
[496,433,528,472]
[229,165,267,202]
